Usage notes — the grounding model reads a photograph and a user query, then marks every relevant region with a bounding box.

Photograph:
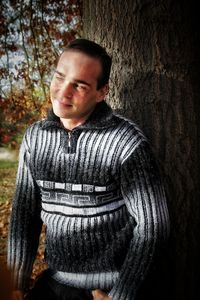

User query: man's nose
[60,82,73,98]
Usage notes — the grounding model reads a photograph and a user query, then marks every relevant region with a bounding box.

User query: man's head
[64,39,112,90]
[50,39,112,128]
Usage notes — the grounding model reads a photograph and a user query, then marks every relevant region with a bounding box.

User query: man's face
[50,50,108,121]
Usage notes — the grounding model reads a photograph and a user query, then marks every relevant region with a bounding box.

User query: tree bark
[82,1,200,299]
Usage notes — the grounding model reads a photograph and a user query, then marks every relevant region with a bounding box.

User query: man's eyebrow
[55,70,91,87]
[55,70,65,77]
[75,79,91,87]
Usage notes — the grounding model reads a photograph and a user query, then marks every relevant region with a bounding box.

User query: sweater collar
[42,101,119,131]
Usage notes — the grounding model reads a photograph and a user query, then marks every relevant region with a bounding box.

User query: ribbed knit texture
[7,101,170,299]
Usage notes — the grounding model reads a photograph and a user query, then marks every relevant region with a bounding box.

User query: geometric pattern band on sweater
[7,101,170,300]
[38,180,124,217]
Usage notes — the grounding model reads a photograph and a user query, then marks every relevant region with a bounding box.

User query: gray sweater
[7,101,170,299]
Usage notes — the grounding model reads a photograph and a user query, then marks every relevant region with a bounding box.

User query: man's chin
[52,107,73,119]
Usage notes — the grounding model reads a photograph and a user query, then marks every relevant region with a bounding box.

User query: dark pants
[25,271,93,300]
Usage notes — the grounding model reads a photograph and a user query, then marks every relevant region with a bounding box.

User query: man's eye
[73,83,78,88]
[79,85,87,90]
[55,76,64,81]
[74,83,87,90]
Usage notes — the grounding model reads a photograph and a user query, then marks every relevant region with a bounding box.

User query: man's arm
[109,141,170,300]
[7,128,42,292]
[11,290,23,300]
[92,290,111,300]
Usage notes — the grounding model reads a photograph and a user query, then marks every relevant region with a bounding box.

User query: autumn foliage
[0,0,82,147]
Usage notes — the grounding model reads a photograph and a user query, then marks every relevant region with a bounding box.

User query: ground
[0,149,47,285]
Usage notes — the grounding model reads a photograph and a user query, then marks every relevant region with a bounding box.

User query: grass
[0,160,18,169]
[0,160,18,203]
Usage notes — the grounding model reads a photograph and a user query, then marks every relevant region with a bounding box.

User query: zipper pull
[68,131,72,151]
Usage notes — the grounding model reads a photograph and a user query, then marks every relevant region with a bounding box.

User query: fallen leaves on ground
[0,167,17,203]
[0,201,12,263]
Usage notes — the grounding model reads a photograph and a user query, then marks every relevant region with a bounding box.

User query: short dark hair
[64,39,112,90]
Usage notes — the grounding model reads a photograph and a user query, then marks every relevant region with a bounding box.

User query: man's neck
[60,117,88,131]
[60,106,98,130]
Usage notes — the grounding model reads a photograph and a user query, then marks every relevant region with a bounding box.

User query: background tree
[0,0,82,147]
[82,1,200,299]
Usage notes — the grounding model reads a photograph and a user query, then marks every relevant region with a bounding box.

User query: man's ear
[96,84,109,102]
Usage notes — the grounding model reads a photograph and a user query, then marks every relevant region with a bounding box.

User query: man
[8,39,170,300]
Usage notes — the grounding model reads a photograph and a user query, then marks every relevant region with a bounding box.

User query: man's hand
[92,289,112,300]
[12,290,23,300]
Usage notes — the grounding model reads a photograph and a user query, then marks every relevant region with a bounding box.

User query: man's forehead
[58,50,101,67]
[56,50,102,78]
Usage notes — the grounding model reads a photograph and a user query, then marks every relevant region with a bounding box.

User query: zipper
[68,131,72,150]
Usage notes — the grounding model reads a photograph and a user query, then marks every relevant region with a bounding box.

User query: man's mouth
[55,99,73,107]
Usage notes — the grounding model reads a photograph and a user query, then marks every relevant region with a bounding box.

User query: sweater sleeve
[7,128,43,291]
[109,141,170,300]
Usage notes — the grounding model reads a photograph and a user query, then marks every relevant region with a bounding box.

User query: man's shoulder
[24,119,48,137]
[113,113,146,139]
[114,113,139,127]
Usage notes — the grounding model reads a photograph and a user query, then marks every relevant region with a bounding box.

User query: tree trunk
[82,1,200,299]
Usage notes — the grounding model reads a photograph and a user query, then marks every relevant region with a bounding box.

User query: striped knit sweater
[8,101,170,300]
